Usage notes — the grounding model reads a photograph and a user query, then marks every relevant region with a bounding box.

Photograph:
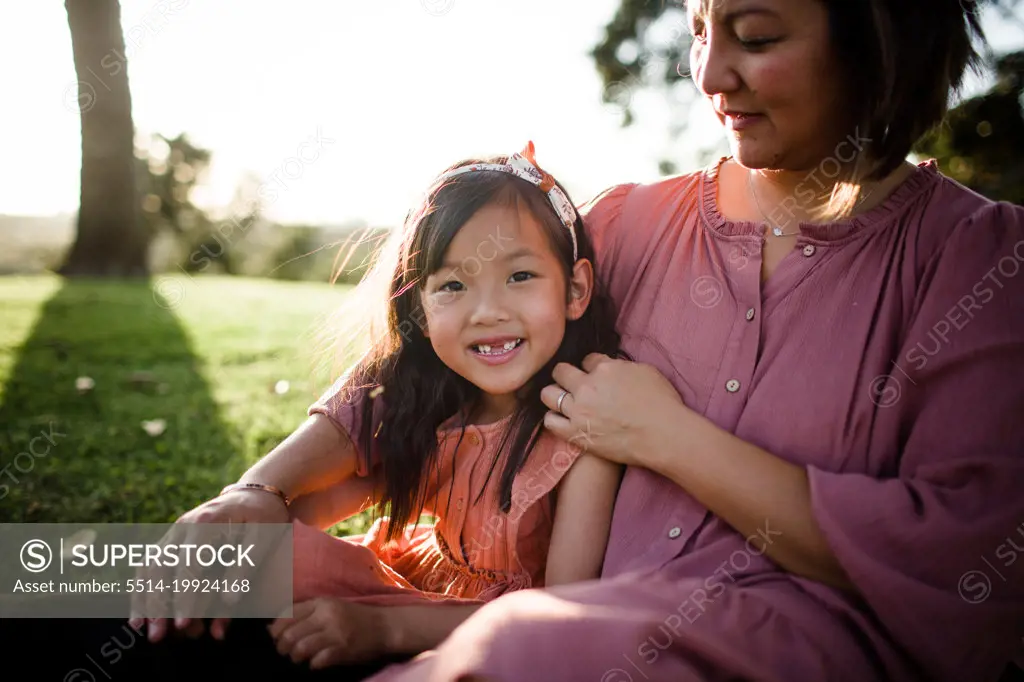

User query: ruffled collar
[698,155,941,244]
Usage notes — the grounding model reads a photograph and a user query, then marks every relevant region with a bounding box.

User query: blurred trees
[60,0,147,276]
[914,51,1024,204]
[135,133,218,271]
[594,0,1024,203]
[132,133,383,284]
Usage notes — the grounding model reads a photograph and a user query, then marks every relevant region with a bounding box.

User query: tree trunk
[59,0,148,277]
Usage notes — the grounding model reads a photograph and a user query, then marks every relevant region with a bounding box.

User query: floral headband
[432,141,580,261]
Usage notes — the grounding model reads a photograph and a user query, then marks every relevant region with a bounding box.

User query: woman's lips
[725,112,766,131]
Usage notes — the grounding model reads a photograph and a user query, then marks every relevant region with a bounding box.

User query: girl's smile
[469,336,526,365]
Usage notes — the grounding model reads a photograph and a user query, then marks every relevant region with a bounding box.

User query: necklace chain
[747,172,800,237]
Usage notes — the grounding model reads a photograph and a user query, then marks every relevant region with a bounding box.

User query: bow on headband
[432,141,580,261]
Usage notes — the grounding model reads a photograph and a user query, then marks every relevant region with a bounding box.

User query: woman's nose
[691,28,741,97]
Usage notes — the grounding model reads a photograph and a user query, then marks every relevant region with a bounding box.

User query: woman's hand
[132,489,290,643]
[540,353,689,469]
[544,358,856,592]
[268,597,391,669]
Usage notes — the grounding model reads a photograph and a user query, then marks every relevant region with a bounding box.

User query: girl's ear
[566,258,595,321]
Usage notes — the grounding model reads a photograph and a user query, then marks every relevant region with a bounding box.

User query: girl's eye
[439,281,464,293]
[509,271,534,283]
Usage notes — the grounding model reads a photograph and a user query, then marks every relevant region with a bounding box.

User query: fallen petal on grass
[141,419,167,436]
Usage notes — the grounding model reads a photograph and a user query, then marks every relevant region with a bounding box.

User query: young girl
[263,142,626,669]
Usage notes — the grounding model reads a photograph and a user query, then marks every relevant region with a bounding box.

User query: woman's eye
[509,271,534,283]
[738,36,778,50]
[438,281,464,293]
[690,20,707,43]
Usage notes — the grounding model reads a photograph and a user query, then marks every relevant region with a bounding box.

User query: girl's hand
[540,353,688,469]
[133,488,290,643]
[268,597,391,669]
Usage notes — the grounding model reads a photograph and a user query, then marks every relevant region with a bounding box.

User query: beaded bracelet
[219,482,291,507]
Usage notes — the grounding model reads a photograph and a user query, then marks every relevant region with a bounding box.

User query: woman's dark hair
[338,155,622,543]
[823,0,988,178]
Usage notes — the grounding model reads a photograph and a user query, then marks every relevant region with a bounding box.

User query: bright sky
[2,1,1021,228]
[2,0,709,228]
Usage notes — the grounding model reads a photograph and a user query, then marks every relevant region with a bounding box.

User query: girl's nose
[469,292,511,326]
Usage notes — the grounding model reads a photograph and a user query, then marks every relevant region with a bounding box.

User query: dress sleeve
[577,182,638,306]
[307,371,385,478]
[807,201,1024,681]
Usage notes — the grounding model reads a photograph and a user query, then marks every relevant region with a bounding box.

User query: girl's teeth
[476,339,520,354]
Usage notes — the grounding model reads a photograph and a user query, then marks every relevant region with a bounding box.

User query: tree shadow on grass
[0,277,241,523]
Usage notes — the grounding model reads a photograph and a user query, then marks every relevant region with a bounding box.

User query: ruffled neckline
[698,155,941,244]
[435,410,516,437]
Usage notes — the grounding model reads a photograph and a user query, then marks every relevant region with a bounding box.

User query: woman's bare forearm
[237,413,359,501]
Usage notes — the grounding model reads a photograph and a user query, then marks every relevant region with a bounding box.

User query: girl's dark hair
[823,0,988,178]
[339,155,622,543]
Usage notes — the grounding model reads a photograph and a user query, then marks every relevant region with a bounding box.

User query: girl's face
[688,0,852,171]
[420,200,592,418]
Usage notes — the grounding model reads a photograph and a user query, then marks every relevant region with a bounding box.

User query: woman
[48,0,1021,680]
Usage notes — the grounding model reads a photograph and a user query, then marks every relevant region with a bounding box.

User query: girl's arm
[379,603,485,655]
[236,413,369,524]
[543,454,623,585]
[287,475,381,529]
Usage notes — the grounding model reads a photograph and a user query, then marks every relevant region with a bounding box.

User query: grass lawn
[0,273,372,534]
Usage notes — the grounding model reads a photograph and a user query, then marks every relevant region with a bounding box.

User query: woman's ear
[566,258,595,321]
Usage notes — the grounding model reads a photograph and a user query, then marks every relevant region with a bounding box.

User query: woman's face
[688,0,852,171]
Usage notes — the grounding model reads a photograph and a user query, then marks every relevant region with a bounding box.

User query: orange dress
[290,413,580,606]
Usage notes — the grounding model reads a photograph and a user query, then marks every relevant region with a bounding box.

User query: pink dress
[291,410,580,607]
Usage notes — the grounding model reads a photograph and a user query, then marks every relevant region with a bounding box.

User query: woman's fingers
[540,383,575,416]
[551,361,589,393]
[581,352,613,373]
[543,409,574,441]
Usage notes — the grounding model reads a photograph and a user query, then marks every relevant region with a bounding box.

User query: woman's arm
[541,358,854,592]
[544,454,623,585]
[648,407,854,591]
